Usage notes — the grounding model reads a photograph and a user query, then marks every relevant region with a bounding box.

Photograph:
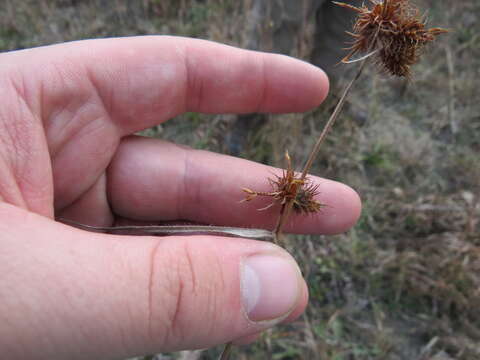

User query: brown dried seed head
[334,0,448,77]
[242,152,324,214]
[292,181,324,214]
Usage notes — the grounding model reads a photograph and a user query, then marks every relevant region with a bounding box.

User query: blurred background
[1,1,478,359]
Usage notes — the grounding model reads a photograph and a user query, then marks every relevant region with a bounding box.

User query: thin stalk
[273,55,371,241]
[273,201,294,243]
[58,219,273,241]
[301,57,369,180]
[219,342,233,360]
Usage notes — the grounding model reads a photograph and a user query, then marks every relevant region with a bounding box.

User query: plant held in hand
[226,1,447,359]
[241,0,448,243]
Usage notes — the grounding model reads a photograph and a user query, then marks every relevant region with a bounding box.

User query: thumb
[0,204,307,359]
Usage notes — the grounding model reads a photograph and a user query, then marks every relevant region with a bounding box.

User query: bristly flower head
[334,0,448,77]
[242,152,323,214]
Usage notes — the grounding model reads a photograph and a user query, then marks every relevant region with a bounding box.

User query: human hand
[0,36,361,359]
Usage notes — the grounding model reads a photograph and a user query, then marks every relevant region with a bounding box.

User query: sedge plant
[221,0,447,358]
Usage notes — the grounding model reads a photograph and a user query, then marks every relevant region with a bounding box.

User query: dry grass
[1,0,479,359]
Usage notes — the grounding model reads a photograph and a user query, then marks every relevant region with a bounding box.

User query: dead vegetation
[1,0,479,359]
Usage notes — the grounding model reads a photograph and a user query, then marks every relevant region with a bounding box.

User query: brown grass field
[1,1,479,359]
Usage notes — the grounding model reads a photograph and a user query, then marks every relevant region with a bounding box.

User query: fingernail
[241,253,302,322]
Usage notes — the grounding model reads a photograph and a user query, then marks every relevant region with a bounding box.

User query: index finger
[8,36,329,134]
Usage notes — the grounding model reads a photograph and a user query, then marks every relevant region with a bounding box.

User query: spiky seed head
[241,153,323,214]
[335,0,448,77]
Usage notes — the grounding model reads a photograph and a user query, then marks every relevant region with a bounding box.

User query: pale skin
[0,36,361,359]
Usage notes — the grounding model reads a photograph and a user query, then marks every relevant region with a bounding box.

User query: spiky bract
[334,0,448,77]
